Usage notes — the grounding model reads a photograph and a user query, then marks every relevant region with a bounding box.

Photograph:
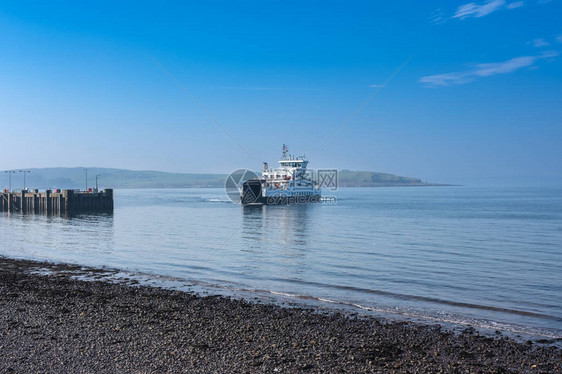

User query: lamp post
[4,170,16,192]
[95,175,101,193]
[84,168,88,192]
[19,170,31,190]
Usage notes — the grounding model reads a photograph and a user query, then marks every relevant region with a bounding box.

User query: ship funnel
[263,162,268,172]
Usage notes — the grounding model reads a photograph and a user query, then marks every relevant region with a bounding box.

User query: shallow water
[1,186,561,338]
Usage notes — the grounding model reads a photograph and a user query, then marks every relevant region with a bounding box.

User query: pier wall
[0,189,113,215]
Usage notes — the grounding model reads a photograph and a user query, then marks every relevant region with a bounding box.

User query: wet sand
[0,257,560,373]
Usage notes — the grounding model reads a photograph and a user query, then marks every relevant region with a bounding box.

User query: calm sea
[1,187,561,338]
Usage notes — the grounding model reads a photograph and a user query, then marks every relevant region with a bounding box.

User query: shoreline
[1,257,561,373]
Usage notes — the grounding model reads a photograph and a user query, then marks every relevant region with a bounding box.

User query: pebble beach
[1,257,561,373]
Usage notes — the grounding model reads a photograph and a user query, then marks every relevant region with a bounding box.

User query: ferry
[240,145,321,205]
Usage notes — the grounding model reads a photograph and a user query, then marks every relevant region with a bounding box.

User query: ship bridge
[278,159,309,169]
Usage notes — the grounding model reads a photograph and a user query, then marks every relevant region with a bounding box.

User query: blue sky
[1,0,561,184]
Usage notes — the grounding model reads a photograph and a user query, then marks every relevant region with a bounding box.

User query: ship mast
[282,144,288,160]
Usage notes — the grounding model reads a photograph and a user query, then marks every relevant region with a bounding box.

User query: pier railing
[0,189,114,215]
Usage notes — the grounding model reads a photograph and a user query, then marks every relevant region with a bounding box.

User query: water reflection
[239,204,315,282]
[241,205,265,244]
[0,212,116,259]
[242,204,312,247]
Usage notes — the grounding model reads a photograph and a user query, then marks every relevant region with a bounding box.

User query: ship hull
[240,180,321,205]
[241,195,323,205]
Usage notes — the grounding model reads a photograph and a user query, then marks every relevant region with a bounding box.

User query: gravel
[0,257,560,373]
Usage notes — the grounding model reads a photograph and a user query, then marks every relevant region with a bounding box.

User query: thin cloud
[532,38,550,47]
[429,9,446,24]
[369,84,386,88]
[507,1,525,8]
[450,0,525,20]
[557,35,562,44]
[420,72,473,87]
[452,0,506,19]
[420,51,558,87]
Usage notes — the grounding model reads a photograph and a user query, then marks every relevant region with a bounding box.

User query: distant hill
[337,170,437,187]
[1,167,444,190]
[4,168,226,190]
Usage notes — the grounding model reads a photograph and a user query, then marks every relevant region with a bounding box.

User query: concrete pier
[0,189,113,215]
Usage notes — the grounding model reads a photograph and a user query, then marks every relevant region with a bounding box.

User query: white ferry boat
[241,145,321,205]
